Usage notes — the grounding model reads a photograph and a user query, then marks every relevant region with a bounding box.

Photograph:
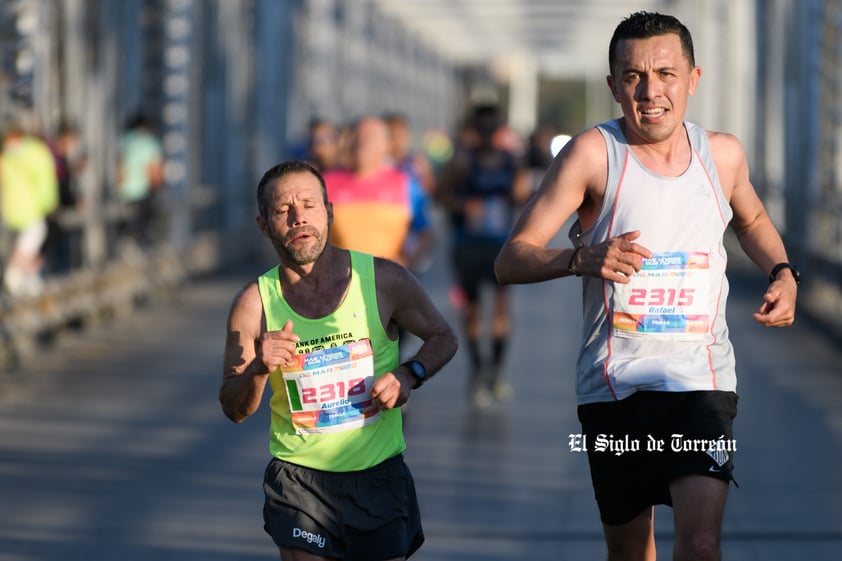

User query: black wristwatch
[401,360,427,389]
[769,262,801,285]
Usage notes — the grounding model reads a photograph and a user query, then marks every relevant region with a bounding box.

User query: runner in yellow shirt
[1,123,58,297]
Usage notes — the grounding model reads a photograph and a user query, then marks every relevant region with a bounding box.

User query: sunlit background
[0,2,841,560]
[0,0,839,354]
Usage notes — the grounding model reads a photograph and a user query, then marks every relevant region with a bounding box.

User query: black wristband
[768,262,800,285]
[568,246,583,276]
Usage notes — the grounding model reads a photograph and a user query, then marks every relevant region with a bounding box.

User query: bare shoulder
[528,126,607,228]
[227,281,264,333]
[373,256,431,306]
[547,127,607,186]
[372,256,418,291]
[705,130,749,199]
[571,126,608,152]
[371,257,427,331]
[705,129,747,167]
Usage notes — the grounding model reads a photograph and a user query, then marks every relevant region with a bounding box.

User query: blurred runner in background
[384,112,436,274]
[1,114,59,297]
[116,112,164,249]
[305,117,341,172]
[323,116,430,269]
[437,104,531,407]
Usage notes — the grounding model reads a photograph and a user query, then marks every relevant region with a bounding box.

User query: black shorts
[577,390,738,526]
[262,454,424,560]
[452,239,505,301]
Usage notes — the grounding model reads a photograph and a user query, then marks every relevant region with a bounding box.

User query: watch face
[409,360,426,379]
[404,360,426,389]
[404,360,427,382]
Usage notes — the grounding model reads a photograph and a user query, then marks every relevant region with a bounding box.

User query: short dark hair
[382,111,408,125]
[125,110,153,131]
[608,12,695,76]
[256,160,327,218]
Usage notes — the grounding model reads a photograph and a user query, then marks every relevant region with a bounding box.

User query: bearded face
[271,224,327,266]
[258,171,331,267]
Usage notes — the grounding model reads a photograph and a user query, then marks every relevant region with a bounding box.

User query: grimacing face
[607,33,700,144]
[258,171,332,266]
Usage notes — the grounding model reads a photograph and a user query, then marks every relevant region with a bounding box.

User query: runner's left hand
[753,277,797,327]
[369,370,412,411]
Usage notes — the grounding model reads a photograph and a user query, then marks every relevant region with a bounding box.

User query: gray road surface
[1,242,840,560]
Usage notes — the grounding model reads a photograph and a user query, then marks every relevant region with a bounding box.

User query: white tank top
[569,120,736,404]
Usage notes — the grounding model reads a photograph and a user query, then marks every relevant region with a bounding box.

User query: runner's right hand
[257,320,299,374]
[577,230,652,283]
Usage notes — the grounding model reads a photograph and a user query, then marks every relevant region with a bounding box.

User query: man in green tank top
[220,160,457,561]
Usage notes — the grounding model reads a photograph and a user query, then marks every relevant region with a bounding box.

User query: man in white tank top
[495,11,798,561]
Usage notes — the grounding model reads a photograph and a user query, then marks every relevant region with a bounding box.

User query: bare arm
[712,132,797,327]
[413,153,436,195]
[369,259,458,409]
[147,158,164,190]
[219,282,299,422]
[495,128,651,285]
